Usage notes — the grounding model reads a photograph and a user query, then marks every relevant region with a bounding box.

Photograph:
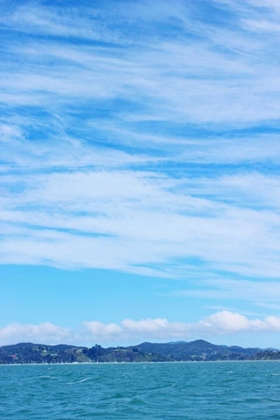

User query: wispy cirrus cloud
[172,279,280,310]
[1,0,280,125]
[1,168,280,278]
[1,0,280,289]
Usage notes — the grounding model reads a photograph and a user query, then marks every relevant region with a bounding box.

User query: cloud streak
[1,168,280,278]
[1,0,280,125]
[1,0,280,287]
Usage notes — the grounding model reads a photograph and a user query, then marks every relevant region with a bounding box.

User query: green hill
[0,340,276,364]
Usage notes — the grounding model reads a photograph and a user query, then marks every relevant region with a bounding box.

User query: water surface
[1,362,280,419]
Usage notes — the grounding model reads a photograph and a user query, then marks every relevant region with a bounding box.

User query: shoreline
[1,359,280,366]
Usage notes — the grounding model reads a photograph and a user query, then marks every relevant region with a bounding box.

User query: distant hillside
[0,340,277,364]
[0,342,164,364]
[134,340,262,361]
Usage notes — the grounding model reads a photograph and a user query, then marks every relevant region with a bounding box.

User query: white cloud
[83,321,122,338]
[1,0,280,283]
[84,312,280,341]
[0,322,73,345]
[198,311,251,333]
[2,311,280,346]
[173,279,280,304]
[1,0,280,124]
[1,168,280,278]
[121,318,170,333]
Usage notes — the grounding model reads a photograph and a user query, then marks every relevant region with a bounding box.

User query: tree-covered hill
[134,340,262,361]
[0,340,278,364]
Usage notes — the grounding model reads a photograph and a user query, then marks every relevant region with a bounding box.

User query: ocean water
[1,362,280,419]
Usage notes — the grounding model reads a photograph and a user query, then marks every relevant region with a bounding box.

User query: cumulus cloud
[83,321,122,338]
[198,312,251,333]
[0,322,73,345]
[2,311,280,346]
[84,312,280,342]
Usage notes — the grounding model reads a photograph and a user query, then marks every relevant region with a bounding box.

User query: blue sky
[1,0,280,348]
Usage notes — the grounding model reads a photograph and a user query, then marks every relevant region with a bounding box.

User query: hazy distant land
[1,340,280,364]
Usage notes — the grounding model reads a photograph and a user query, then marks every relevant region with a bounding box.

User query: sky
[1,0,280,349]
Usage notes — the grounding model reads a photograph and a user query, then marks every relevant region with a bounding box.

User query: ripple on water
[0,362,280,420]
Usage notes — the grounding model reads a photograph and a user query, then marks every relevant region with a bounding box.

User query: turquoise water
[1,362,280,419]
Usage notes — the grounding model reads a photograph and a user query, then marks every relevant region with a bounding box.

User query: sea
[1,361,280,419]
